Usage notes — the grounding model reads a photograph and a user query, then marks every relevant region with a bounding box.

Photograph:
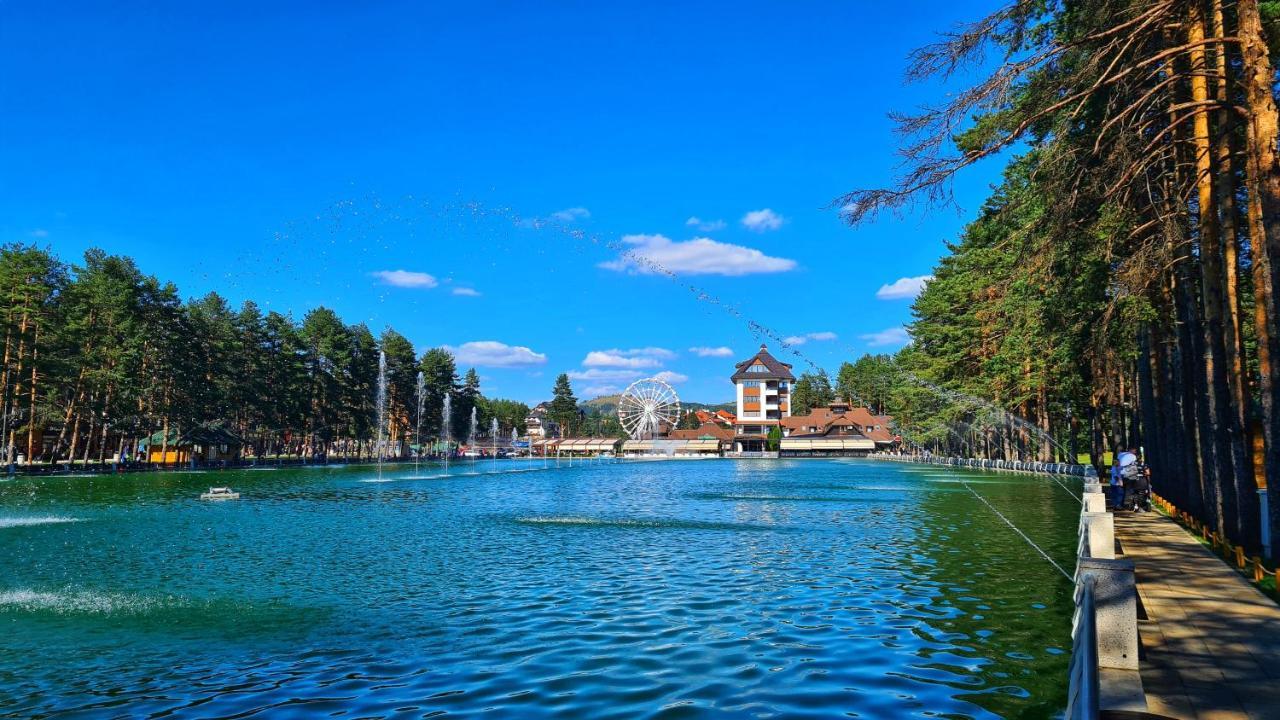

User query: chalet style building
[730,344,794,452]
[779,398,897,456]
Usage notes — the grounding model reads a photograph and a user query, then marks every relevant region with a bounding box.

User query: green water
[0,459,1080,718]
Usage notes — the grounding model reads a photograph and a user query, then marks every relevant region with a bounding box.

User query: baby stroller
[1125,466,1151,512]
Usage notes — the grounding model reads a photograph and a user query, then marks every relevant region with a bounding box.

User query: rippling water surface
[0,459,1080,718]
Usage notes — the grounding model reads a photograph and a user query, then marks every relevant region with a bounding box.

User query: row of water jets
[373,352,535,482]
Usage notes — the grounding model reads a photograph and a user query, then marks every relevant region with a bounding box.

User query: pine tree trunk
[1188,8,1245,542]
[1137,326,1162,490]
[1238,0,1280,555]
[1213,0,1249,434]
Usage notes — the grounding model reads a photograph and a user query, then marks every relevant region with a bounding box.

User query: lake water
[0,458,1080,719]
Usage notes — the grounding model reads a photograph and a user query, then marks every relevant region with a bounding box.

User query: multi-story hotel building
[730,344,794,452]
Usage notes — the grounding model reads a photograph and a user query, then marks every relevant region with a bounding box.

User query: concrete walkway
[1114,511,1280,720]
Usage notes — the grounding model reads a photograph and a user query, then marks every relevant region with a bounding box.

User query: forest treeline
[0,246,531,463]
[835,0,1280,558]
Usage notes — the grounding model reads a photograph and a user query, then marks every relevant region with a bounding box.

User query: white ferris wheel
[618,377,681,440]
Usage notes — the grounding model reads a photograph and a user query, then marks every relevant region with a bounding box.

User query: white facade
[734,376,792,422]
[524,403,558,439]
[729,346,794,452]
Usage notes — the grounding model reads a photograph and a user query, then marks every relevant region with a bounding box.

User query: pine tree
[454,368,482,441]
[547,373,579,438]
[419,348,458,438]
[380,328,418,450]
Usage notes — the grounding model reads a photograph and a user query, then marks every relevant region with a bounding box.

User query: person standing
[1109,457,1124,509]
[1117,449,1140,510]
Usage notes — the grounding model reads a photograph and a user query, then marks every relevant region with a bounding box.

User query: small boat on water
[200,487,240,501]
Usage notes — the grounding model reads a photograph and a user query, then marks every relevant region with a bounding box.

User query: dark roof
[668,423,734,441]
[730,344,795,381]
[143,423,243,448]
[781,404,896,443]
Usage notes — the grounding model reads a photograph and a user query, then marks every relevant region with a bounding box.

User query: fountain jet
[375,351,387,481]
[441,394,452,476]
[414,371,425,473]
[491,417,499,472]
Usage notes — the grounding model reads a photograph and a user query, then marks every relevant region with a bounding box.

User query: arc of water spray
[959,478,1073,581]
[887,366,1076,462]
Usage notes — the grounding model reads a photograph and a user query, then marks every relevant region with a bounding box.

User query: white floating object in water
[200,487,239,501]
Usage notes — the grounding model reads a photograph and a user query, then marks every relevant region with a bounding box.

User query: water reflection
[0,459,1077,718]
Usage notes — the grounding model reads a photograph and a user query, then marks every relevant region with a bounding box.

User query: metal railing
[1068,577,1101,720]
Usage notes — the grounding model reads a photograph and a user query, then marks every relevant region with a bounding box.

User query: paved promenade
[1114,511,1280,720]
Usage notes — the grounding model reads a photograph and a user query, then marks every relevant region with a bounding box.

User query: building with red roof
[777,398,897,455]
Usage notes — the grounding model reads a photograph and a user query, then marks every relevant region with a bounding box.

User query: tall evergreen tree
[380,328,418,449]
[547,373,579,438]
[454,368,482,441]
[419,347,458,439]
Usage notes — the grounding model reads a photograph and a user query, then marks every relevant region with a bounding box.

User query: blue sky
[1,1,1006,405]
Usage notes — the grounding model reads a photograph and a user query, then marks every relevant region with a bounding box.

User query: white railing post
[1075,557,1139,671]
[1080,511,1115,559]
[1083,490,1107,514]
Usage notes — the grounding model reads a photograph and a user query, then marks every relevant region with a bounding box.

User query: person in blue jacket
[1109,457,1124,509]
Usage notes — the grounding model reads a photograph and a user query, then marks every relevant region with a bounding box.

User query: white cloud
[689,346,734,357]
[741,208,784,233]
[516,207,590,229]
[860,327,912,347]
[443,341,547,367]
[584,351,659,369]
[784,331,838,346]
[600,234,796,276]
[568,368,645,382]
[582,347,675,369]
[550,207,590,223]
[685,216,726,232]
[452,287,482,297]
[876,275,933,300]
[371,270,438,288]
[572,348,686,393]
[29,229,48,238]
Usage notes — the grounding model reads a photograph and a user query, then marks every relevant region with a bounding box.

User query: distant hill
[582,394,734,415]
